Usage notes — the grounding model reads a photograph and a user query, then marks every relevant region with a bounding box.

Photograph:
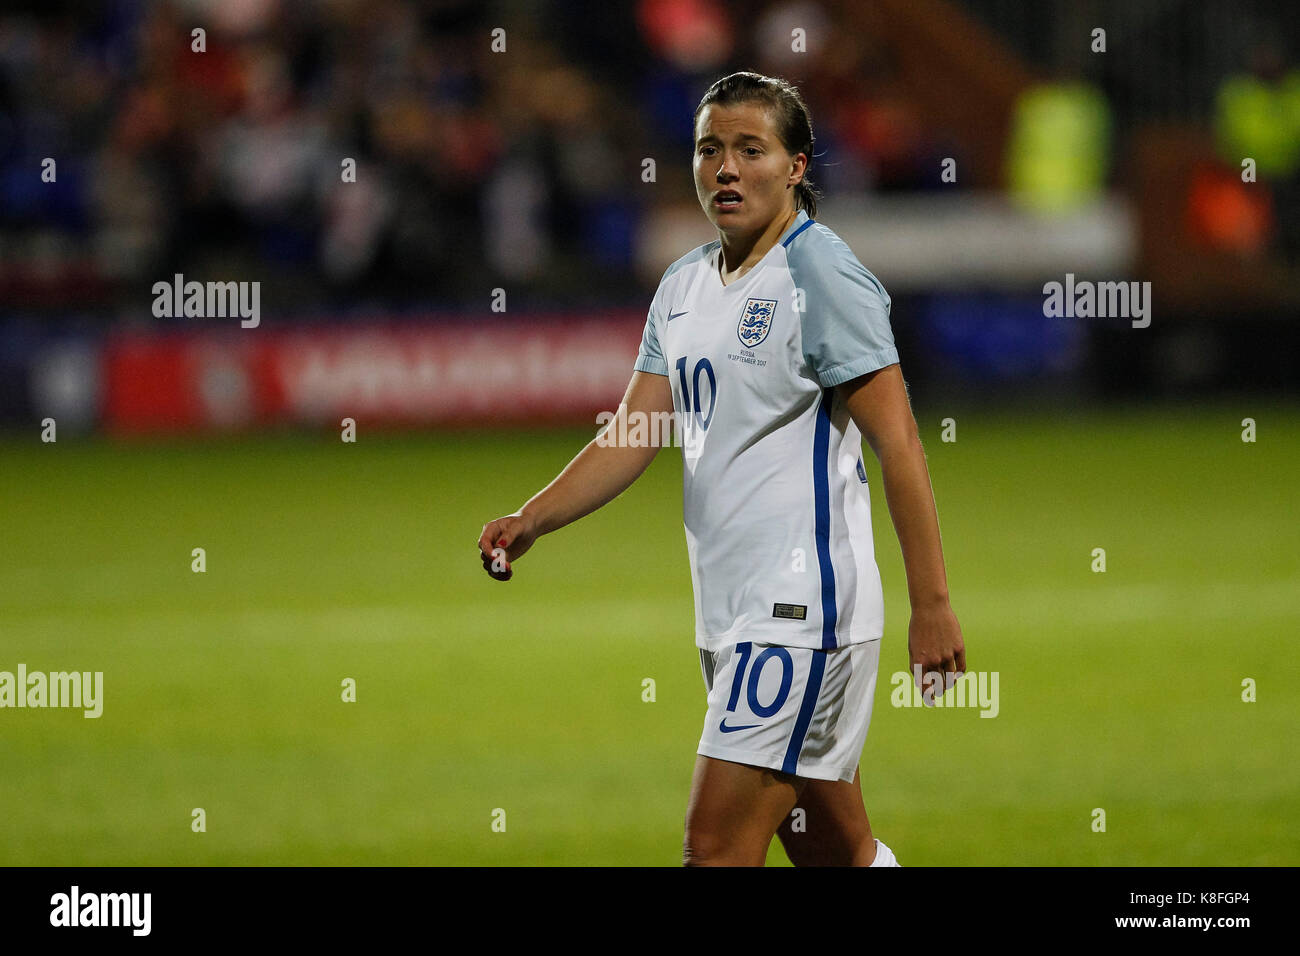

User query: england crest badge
[737,297,777,348]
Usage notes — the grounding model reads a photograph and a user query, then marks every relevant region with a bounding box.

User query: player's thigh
[683,754,806,865]
[777,766,875,866]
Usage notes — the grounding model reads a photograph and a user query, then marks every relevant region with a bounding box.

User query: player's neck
[717,207,799,283]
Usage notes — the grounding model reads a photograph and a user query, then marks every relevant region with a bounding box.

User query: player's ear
[789,152,807,186]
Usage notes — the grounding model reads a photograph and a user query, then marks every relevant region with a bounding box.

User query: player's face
[694,102,803,234]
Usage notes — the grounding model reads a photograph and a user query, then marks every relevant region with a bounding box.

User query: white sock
[869,838,901,867]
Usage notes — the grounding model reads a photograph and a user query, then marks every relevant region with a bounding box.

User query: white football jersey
[635,209,899,652]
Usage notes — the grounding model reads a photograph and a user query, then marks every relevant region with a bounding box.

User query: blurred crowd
[0,0,1294,318]
[0,0,971,315]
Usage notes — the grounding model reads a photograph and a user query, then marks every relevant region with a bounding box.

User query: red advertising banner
[102,314,646,433]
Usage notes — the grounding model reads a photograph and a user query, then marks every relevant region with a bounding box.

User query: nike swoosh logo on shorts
[668,309,689,321]
[719,719,760,733]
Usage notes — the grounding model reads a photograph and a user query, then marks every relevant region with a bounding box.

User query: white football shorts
[696,638,881,783]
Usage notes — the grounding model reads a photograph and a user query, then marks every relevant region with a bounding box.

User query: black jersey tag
[772,603,808,620]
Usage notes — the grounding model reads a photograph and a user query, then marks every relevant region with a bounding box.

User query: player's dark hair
[694,72,822,219]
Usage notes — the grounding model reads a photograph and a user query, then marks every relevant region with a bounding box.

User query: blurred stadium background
[1,0,1296,866]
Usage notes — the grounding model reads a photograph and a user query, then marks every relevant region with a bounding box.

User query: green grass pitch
[1,400,1296,865]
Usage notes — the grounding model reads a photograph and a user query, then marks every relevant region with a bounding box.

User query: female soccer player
[477,72,965,866]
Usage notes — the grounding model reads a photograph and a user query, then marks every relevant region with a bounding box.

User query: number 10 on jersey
[674,355,716,460]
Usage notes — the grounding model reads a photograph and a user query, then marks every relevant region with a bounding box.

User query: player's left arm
[837,364,967,689]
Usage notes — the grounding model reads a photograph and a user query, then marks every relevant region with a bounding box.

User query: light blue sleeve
[789,234,899,387]
[633,301,667,376]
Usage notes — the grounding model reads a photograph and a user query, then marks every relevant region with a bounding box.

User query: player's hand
[907,601,966,706]
[477,512,539,581]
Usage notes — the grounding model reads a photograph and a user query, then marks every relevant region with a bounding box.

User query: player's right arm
[477,369,673,580]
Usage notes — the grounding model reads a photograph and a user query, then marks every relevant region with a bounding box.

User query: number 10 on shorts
[727,642,794,718]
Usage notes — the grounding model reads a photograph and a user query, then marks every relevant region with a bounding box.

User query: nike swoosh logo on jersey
[668,309,689,321]
[719,719,761,733]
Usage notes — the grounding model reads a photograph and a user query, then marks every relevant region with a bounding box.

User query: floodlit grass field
[1,401,1296,866]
